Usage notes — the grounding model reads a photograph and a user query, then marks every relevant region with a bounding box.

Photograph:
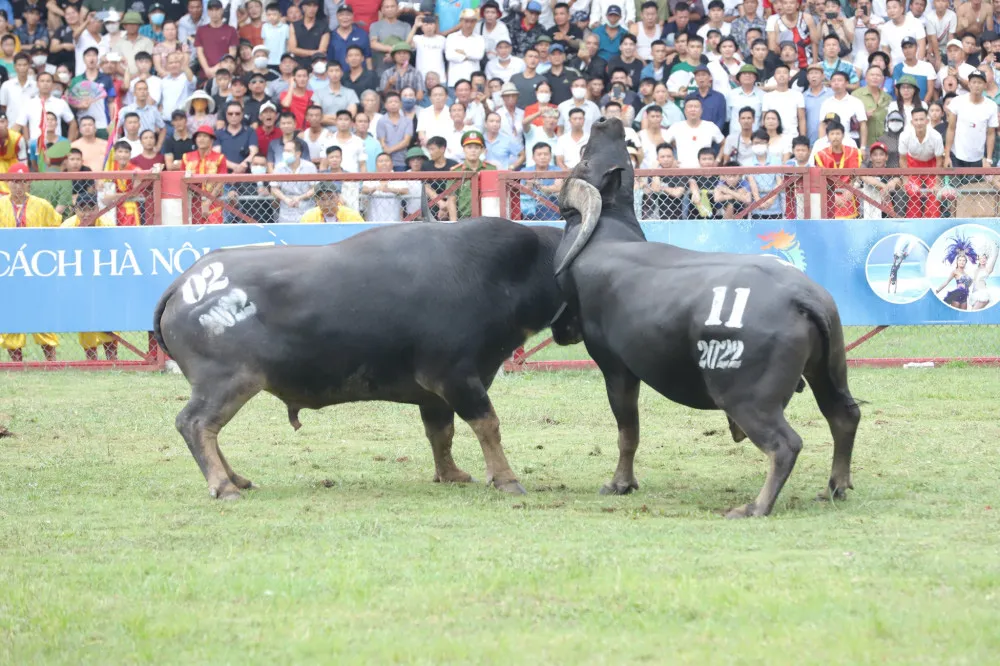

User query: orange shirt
[813,145,862,172]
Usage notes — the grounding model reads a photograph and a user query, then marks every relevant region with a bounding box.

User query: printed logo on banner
[758,230,807,272]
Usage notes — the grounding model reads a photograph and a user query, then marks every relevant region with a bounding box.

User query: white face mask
[32,56,47,67]
[250,164,267,174]
[106,23,119,33]
[537,92,551,103]
[312,62,326,75]
[752,144,768,156]
[254,56,268,69]
[571,86,586,99]
[58,71,71,83]
[887,122,904,132]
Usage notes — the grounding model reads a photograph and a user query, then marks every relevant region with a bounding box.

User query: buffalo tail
[151,280,177,359]
[795,294,860,408]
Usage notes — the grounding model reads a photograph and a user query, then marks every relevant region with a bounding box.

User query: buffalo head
[555,117,642,276]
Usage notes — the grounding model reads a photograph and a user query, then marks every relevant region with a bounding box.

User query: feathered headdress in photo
[943,234,978,265]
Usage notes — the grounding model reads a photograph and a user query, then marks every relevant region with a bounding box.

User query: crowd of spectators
[0,0,998,224]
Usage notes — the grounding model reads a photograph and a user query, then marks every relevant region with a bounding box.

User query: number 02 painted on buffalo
[704,286,751,328]
[181,262,230,305]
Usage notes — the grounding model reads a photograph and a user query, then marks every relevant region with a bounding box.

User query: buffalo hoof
[231,475,255,490]
[724,503,761,519]
[493,479,527,495]
[816,478,853,502]
[599,480,639,495]
[434,470,476,484]
[209,483,242,501]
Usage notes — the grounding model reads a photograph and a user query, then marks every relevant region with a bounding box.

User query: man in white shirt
[662,96,724,167]
[589,0,636,28]
[557,77,601,132]
[0,53,37,131]
[880,0,926,65]
[417,85,453,144]
[944,69,998,167]
[160,51,197,122]
[485,39,526,82]
[495,81,526,139]
[762,63,806,137]
[75,12,107,75]
[410,14,446,80]
[898,104,944,216]
[328,109,368,172]
[923,0,957,59]
[445,9,486,87]
[819,70,869,145]
[16,72,76,143]
[476,1,512,60]
[554,107,589,168]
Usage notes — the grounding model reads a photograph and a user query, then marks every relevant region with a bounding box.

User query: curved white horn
[554,178,603,276]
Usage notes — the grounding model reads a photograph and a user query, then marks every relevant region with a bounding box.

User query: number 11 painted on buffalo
[704,286,751,328]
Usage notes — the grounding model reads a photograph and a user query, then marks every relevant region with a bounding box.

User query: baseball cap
[968,69,987,82]
[946,39,964,50]
[693,64,711,74]
[336,4,353,12]
[525,0,542,11]
[194,124,216,139]
[461,129,485,146]
[207,0,224,9]
[258,101,278,115]
[981,30,999,44]
[148,3,166,13]
[607,5,622,15]
[76,192,99,208]
[870,141,888,154]
[7,162,29,174]
[550,43,566,53]
[103,10,122,22]
[901,37,917,48]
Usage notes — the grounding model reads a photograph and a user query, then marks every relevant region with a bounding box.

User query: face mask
[52,88,63,98]
[499,53,510,62]
[887,122,904,132]
[401,96,417,111]
[106,23,119,33]
[283,152,295,165]
[752,144,768,156]
[537,92,551,103]
[571,87,586,99]
[254,57,268,69]
[57,71,71,83]
[151,13,165,26]
[607,18,619,27]
[32,56,46,67]
[313,62,326,75]
[250,164,267,174]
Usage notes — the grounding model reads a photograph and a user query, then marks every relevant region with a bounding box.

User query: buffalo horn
[554,178,602,276]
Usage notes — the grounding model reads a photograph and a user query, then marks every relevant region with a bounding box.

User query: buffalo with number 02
[153,219,582,500]
[553,117,861,518]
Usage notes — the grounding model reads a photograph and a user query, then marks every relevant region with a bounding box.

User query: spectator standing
[763,63,807,137]
[854,65,893,145]
[369,0,410,77]
[892,36,938,103]
[183,89,217,135]
[803,62,833,142]
[899,105,945,217]
[314,61,360,121]
[944,69,998,166]
[343,45,379,98]
[328,6,373,72]
[15,5,47,52]
[120,80,166,148]
[299,104,335,165]
[270,138,318,223]
[638,105,669,167]
[663,97,724,167]
[819,70,868,146]
[813,120,862,218]
[179,0,209,47]
[417,85,452,144]
[279,67,314,129]
[765,0,818,67]
[196,0,240,78]
[131,129,167,170]
[726,63,764,131]
[511,3,549,58]
[690,65,728,129]
[520,142,561,221]
[239,0,265,46]
[160,51,197,121]
[549,2,583,52]
[420,135,457,220]
[732,0,766,55]
[510,48,545,107]
[217,101,258,174]
[140,4,168,44]
[261,3,290,65]
[557,76,601,131]
[289,0,330,69]
[0,54,37,135]
[355,112,383,170]
[881,0,926,66]
[495,81,525,139]
[377,91,414,171]
[410,14,446,81]
[182,125,228,224]
[329,109,368,172]
[568,33,607,82]
[266,110,310,168]
[113,12,155,77]
[486,38,526,82]
[723,106,756,164]
[380,43,425,98]
[554,106,589,168]
[16,72,75,144]
[592,5,626,61]
[71,116,104,171]
[162,110,196,169]
[483,110,523,169]
[446,9,486,87]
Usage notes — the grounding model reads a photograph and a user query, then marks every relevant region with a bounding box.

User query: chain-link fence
[502,167,811,221]
[817,167,1000,220]
[183,171,479,225]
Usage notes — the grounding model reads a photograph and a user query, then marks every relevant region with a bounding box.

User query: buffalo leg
[807,374,860,501]
[176,375,261,499]
[420,403,474,484]
[724,408,803,518]
[599,367,641,495]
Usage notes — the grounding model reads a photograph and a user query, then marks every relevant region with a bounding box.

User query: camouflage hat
[315,181,341,195]
[461,129,485,147]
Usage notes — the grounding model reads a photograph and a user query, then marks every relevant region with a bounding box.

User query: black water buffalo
[553,117,861,518]
[153,219,580,500]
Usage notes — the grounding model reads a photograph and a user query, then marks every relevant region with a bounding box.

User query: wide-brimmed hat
[500,81,519,96]
[184,90,216,115]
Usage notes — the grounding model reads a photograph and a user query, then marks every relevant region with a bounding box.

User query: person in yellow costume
[300,181,365,223]
[61,192,120,360]
[0,113,28,194]
[0,163,63,361]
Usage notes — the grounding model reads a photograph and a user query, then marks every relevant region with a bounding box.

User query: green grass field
[1,366,999,665]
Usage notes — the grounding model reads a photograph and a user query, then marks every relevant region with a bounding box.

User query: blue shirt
[749,155,784,216]
[138,24,165,43]
[693,89,728,133]
[327,25,371,71]
[485,132,522,170]
[821,58,859,85]
[436,0,475,33]
[593,25,625,62]
[118,103,166,135]
[803,86,834,144]
[520,165,558,220]
[215,125,256,167]
[363,135,381,172]
[891,63,925,100]
[641,62,668,83]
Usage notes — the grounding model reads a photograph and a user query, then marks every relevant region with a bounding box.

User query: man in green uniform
[451,129,496,220]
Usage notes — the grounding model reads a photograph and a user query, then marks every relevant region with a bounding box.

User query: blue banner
[1,219,999,332]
